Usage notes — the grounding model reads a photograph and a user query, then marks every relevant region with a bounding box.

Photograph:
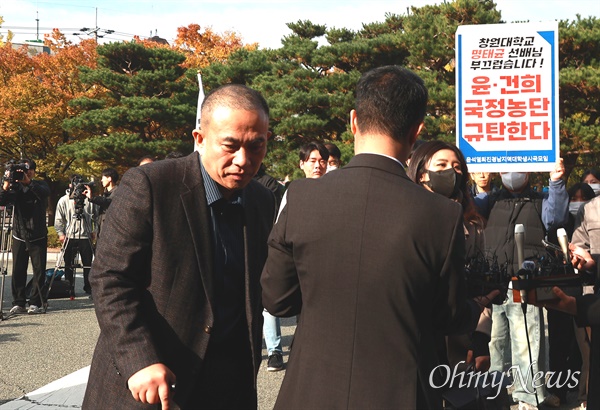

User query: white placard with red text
[455,22,559,172]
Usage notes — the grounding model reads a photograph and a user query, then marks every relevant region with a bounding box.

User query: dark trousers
[547,309,580,401]
[63,238,93,293]
[11,237,47,307]
[192,339,257,409]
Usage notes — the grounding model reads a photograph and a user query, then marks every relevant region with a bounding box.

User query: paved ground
[0,252,292,409]
[0,252,587,409]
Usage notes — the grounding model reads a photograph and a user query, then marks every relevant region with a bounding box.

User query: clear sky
[1,0,599,49]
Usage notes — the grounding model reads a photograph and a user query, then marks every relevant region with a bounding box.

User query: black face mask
[425,168,463,198]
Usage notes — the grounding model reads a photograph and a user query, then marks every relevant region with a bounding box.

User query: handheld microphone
[515,224,525,269]
[514,224,527,304]
[557,228,571,265]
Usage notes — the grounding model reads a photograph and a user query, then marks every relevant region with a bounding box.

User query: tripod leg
[0,206,14,320]
[0,210,7,321]
[0,274,5,321]
[44,235,74,309]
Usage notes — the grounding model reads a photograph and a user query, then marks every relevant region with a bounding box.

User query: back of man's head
[200,84,269,131]
[355,66,428,142]
[102,168,119,184]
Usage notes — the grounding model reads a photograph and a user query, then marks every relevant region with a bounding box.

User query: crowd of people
[1,65,598,410]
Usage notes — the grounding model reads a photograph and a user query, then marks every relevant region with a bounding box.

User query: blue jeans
[490,291,549,404]
[263,309,282,355]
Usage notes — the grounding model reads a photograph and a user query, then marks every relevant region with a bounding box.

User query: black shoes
[267,352,284,372]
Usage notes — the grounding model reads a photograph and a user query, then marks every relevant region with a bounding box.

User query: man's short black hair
[299,141,329,162]
[355,65,428,142]
[102,168,119,184]
[324,143,341,161]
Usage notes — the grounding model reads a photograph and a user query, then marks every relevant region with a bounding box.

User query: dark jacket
[83,152,276,409]
[483,188,546,274]
[476,181,569,274]
[89,186,117,237]
[0,180,49,241]
[262,154,480,409]
[89,186,116,214]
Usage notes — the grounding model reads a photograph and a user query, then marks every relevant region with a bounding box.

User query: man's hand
[84,185,92,199]
[58,234,66,243]
[549,158,565,181]
[539,286,578,316]
[127,363,176,410]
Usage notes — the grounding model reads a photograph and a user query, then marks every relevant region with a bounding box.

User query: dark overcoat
[261,154,478,409]
[83,152,275,409]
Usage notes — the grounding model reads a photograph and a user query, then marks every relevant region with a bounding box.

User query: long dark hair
[407,141,482,226]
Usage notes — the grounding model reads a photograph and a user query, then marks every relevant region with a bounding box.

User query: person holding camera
[54,174,97,295]
[86,168,118,239]
[0,158,50,315]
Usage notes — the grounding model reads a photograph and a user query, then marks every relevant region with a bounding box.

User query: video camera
[69,175,94,215]
[512,227,595,304]
[3,160,30,190]
[464,253,511,304]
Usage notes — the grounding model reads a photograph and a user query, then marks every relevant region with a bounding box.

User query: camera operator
[85,168,118,239]
[0,159,50,315]
[54,174,98,295]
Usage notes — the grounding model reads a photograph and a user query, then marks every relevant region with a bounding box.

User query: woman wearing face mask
[567,183,596,233]
[581,169,600,197]
[407,141,492,374]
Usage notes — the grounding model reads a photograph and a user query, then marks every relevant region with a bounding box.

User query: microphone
[514,224,527,304]
[557,228,570,265]
[515,224,525,269]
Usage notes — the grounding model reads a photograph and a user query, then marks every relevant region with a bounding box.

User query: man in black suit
[83,84,276,409]
[261,66,485,409]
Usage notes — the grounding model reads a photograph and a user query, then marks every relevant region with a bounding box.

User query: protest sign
[455,22,559,172]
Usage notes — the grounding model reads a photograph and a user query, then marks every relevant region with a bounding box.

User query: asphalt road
[0,254,292,409]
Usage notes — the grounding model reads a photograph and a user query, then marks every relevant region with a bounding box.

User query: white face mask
[569,201,586,216]
[501,172,528,192]
[326,165,338,173]
[588,183,600,197]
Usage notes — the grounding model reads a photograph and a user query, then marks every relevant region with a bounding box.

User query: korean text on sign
[455,22,559,173]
